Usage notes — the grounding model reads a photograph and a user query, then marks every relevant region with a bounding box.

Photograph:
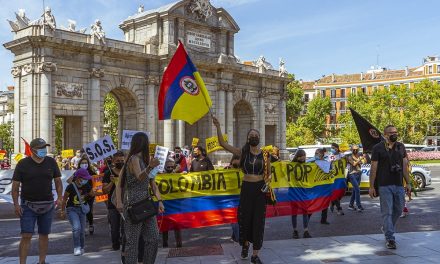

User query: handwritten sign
[121,130,150,150]
[83,135,117,163]
[154,145,169,173]
[92,174,108,203]
[206,134,228,154]
[192,138,199,147]
[61,149,74,158]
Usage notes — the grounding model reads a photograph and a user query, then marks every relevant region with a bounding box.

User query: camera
[390,164,402,173]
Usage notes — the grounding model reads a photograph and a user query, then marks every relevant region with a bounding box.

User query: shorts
[20,204,54,235]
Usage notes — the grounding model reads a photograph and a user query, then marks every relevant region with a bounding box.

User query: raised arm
[212,116,241,156]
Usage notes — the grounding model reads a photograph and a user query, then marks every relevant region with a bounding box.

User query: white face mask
[80,164,88,169]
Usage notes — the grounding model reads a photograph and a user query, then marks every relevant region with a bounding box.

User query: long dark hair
[239,129,260,169]
[120,132,150,189]
[77,156,95,176]
[292,149,306,162]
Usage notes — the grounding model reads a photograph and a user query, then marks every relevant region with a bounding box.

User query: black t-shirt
[102,168,118,209]
[371,141,407,187]
[65,182,92,208]
[13,156,61,201]
[190,157,214,172]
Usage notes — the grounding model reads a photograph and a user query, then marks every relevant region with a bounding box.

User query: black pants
[86,198,94,225]
[238,181,266,250]
[331,199,342,211]
[108,209,121,250]
[321,208,328,222]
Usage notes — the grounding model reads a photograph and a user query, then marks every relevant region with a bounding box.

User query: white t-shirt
[70,156,81,169]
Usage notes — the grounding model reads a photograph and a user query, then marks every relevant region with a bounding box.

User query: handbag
[24,200,54,215]
[262,150,277,205]
[72,183,91,214]
[124,157,157,224]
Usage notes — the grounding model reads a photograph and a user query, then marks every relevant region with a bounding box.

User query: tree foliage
[54,117,64,155]
[299,96,332,139]
[286,74,304,122]
[0,122,13,155]
[286,122,315,147]
[104,93,119,147]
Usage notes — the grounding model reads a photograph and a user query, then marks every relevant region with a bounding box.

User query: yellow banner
[0,153,5,160]
[205,134,228,154]
[192,138,199,147]
[61,149,74,158]
[155,159,347,200]
[92,174,108,203]
[14,153,23,162]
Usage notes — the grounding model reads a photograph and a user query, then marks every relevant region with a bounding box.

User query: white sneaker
[80,248,85,255]
[74,247,81,256]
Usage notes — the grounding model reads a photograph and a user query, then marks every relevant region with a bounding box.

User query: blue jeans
[379,185,405,241]
[20,203,54,234]
[348,172,362,207]
[67,207,86,249]
[231,223,239,242]
[291,214,310,230]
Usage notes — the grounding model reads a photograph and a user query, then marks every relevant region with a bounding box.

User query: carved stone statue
[7,9,31,32]
[40,6,56,31]
[138,5,144,13]
[254,55,274,70]
[187,0,213,21]
[90,19,106,44]
[279,58,288,77]
[61,19,87,33]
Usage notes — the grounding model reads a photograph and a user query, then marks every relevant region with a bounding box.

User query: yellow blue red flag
[158,41,212,124]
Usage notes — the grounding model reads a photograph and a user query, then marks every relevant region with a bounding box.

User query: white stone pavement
[1,231,439,264]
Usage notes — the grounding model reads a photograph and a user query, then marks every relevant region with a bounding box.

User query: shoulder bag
[72,183,90,214]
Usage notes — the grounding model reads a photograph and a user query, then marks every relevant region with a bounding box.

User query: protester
[62,157,71,170]
[115,132,164,264]
[347,145,364,212]
[173,146,188,172]
[290,149,312,239]
[60,168,93,256]
[328,143,345,216]
[190,146,214,172]
[1,157,11,170]
[270,146,280,162]
[161,158,183,248]
[369,125,411,249]
[224,154,241,243]
[70,150,82,169]
[11,138,63,264]
[102,151,125,250]
[213,116,269,264]
[313,148,331,225]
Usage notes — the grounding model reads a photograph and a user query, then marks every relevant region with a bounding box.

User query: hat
[30,138,50,149]
[74,168,92,180]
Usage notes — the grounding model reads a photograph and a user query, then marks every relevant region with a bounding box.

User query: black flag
[349,108,384,153]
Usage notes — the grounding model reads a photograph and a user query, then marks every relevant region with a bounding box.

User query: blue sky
[1,0,440,90]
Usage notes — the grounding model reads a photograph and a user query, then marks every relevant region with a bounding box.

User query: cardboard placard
[91,174,108,203]
[206,134,228,154]
[61,149,74,158]
[192,138,199,147]
[121,130,151,150]
[83,135,117,163]
[0,153,5,160]
[154,145,169,173]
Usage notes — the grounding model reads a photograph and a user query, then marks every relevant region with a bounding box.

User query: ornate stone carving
[145,75,159,85]
[61,19,86,33]
[225,84,236,93]
[187,0,213,22]
[22,63,34,74]
[55,82,83,99]
[11,66,21,77]
[279,88,289,101]
[90,20,106,45]
[146,35,159,45]
[40,6,56,31]
[254,55,274,70]
[279,58,288,77]
[265,103,277,114]
[89,67,104,78]
[258,88,268,98]
[138,5,144,13]
[37,62,57,73]
[7,9,31,32]
[217,83,229,91]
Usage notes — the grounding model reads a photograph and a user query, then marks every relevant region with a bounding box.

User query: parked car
[420,146,440,152]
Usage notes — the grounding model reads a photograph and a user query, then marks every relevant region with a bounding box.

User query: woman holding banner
[115,132,164,264]
[213,117,270,264]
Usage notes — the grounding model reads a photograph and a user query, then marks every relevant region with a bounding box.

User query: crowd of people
[10,122,412,264]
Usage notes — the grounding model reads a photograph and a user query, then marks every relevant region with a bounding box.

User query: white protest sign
[83,135,117,163]
[182,149,190,158]
[121,130,151,150]
[154,145,169,173]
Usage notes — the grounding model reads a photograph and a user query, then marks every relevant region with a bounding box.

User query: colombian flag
[158,41,212,124]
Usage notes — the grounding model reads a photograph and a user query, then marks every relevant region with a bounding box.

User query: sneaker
[292,230,299,239]
[241,244,250,259]
[337,210,344,216]
[400,211,409,218]
[74,247,81,256]
[89,225,94,235]
[80,248,84,255]
[303,231,312,238]
[251,255,263,264]
[357,206,364,212]
[386,240,396,249]
[348,205,356,211]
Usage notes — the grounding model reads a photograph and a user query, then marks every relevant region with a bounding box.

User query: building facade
[0,87,14,124]
[4,0,289,160]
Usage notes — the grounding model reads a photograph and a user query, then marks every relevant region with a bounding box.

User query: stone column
[217,84,227,133]
[145,75,159,142]
[163,120,174,149]
[38,62,57,152]
[258,88,267,147]
[89,67,104,141]
[279,88,288,160]
[226,85,235,146]
[11,67,21,153]
[177,120,185,147]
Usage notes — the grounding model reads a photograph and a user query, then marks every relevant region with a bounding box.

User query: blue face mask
[36,148,47,159]
[314,155,321,160]
[330,149,337,154]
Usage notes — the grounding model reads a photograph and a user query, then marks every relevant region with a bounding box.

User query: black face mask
[248,137,260,147]
[193,153,200,159]
[175,153,181,160]
[165,167,174,173]
[389,134,398,143]
[114,162,124,170]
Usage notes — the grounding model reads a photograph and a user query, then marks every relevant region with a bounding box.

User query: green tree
[54,117,64,155]
[286,122,315,147]
[286,74,304,122]
[299,96,332,139]
[104,93,119,147]
[0,122,13,155]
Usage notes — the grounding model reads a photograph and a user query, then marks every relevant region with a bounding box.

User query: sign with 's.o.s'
[83,135,117,163]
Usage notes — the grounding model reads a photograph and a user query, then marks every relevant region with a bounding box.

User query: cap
[74,168,92,180]
[30,138,50,149]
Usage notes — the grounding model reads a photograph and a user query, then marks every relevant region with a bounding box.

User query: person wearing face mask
[369,125,411,250]
[347,145,364,212]
[190,146,214,172]
[290,150,313,239]
[102,151,125,250]
[224,155,241,243]
[174,146,188,172]
[11,138,63,264]
[71,150,82,170]
[60,168,93,256]
[328,143,345,216]
[311,149,332,225]
[213,116,270,264]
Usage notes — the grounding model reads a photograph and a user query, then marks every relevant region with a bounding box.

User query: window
[340,89,346,98]
[331,89,336,98]
[429,65,433,74]
[384,85,390,90]
[361,86,366,94]
[304,94,309,102]
[373,86,378,93]
[330,115,336,124]
[340,101,346,111]
[321,90,326,97]
[351,87,356,94]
